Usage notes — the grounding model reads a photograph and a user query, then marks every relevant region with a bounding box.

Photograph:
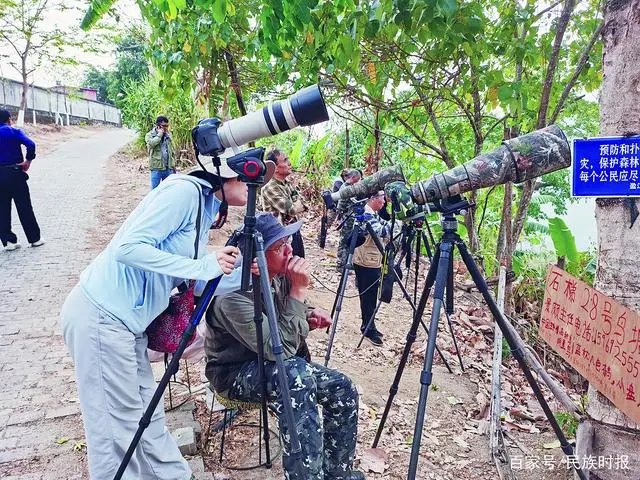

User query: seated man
[203,213,363,480]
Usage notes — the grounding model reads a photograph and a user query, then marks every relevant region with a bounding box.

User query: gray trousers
[61,285,191,480]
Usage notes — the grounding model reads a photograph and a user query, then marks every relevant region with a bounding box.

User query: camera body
[192,118,224,156]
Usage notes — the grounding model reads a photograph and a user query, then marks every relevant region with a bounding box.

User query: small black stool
[204,388,281,470]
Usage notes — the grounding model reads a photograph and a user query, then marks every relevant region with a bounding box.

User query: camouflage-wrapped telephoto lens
[328,165,406,204]
[410,124,571,204]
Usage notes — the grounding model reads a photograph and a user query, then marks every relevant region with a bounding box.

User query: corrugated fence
[0,77,121,126]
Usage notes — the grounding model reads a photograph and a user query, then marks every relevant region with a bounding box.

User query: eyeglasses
[268,236,292,253]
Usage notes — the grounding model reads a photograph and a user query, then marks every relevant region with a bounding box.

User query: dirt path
[0,125,136,480]
[81,147,576,480]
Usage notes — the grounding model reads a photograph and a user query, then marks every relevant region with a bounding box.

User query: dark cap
[344,168,361,179]
[238,213,302,258]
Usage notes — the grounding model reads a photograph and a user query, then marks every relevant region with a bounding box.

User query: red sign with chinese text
[539,265,640,423]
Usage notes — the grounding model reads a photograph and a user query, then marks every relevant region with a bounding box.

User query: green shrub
[119,77,203,165]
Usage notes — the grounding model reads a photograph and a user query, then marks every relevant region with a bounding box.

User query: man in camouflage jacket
[260,148,307,257]
[204,213,364,480]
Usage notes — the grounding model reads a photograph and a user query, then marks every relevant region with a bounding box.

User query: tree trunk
[512,0,576,248]
[364,109,382,174]
[18,56,28,127]
[575,1,640,478]
[345,124,350,168]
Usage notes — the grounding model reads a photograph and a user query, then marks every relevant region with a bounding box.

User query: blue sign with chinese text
[572,137,640,197]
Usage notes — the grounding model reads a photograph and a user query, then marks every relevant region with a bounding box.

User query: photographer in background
[353,191,393,347]
[335,168,362,270]
[145,115,175,189]
[260,147,307,257]
[0,109,44,251]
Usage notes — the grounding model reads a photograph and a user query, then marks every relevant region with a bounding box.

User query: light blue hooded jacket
[79,174,243,334]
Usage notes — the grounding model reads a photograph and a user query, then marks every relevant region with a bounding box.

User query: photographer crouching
[203,213,364,480]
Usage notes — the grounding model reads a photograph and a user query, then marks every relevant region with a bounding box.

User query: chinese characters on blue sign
[572,137,640,197]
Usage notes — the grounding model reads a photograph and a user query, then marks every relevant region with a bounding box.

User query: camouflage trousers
[228,357,359,480]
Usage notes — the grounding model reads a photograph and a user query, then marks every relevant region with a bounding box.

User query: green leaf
[290,135,304,165]
[213,0,227,23]
[461,41,473,57]
[168,52,183,63]
[173,0,186,9]
[548,217,579,264]
[437,0,458,17]
[167,0,177,20]
[497,85,513,101]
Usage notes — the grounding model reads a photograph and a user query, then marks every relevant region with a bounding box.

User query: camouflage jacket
[260,177,301,224]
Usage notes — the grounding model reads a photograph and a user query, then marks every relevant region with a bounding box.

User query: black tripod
[114,156,304,479]
[395,217,435,304]
[324,207,454,371]
[371,195,586,480]
[356,228,464,374]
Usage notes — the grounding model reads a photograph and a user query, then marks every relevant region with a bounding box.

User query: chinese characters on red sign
[539,265,640,423]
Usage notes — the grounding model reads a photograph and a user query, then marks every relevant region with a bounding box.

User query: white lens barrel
[217,99,299,150]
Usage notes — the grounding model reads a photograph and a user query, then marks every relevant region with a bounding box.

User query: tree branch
[536,0,576,129]
[392,112,444,158]
[549,21,603,124]
[1,32,24,58]
[328,104,441,160]
[534,0,563,20]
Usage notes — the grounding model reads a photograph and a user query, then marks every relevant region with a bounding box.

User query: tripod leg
[372,245,441,448]
[362,220,452,372]
[325,223,361,367]
[251,276,272,468]
[421,229,433,261]
[407,241,453,480]
[254,237,304,478]
[414,230,422,305]
[444,249,465,372]
[393,275,453,374]
[329,263,349,322]
[456,241,587,480]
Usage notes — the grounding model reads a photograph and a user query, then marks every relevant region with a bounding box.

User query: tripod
[395,217,435,304]
[324,207,455,371]
[356,229,464,374]
[371,195,586,480]
[114,165,304,479]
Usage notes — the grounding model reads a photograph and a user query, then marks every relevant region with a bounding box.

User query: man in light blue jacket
[61,156,270,480]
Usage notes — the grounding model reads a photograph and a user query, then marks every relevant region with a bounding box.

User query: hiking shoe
[4,242,21,251]
[372,329,384,338]
[361,327,384,338]
[30,239,45,247]
[364,332,383,347]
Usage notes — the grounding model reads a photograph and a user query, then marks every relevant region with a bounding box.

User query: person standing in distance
[0,109,44,251]
[145,115,175,189]
[260,147,307,257]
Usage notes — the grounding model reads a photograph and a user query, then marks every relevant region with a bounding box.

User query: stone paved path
[0,128,136,479]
